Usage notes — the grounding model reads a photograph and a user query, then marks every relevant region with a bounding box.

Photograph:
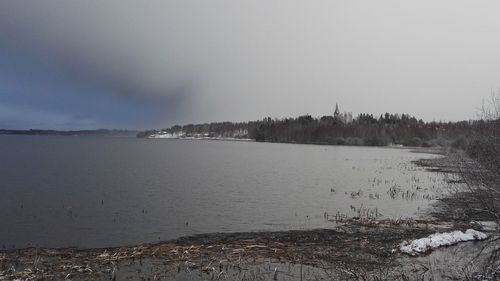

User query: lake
[0,136,446,249]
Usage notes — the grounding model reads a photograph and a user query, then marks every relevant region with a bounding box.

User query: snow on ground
[400,229,488,255]
[149,132,181,138]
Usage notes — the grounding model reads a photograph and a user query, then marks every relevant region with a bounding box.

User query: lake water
[0,136,446,249]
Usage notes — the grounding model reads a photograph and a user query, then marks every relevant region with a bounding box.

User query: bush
[427,138,451,147]
[333,137,348,145]
[467,139,483,159]
[403,137,423,147]
[364,135,390,146]
[346,137,364,146]
[452,136,468,150]
[422,141,434,147]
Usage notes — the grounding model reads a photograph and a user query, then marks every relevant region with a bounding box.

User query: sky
[1,1,500,130]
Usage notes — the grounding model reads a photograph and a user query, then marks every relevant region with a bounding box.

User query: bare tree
[449,90,500,280]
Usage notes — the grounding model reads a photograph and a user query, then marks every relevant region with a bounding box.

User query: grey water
[0,136,446,249]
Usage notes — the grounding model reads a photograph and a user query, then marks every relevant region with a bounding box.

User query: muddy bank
[2,219,496,280]
[411,148,461,174]
[423,151,500,227]
[0,223,442,280]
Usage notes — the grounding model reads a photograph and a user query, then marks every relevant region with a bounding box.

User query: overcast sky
[1,1,499,129]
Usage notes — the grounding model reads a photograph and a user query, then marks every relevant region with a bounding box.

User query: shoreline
[1,219,494,280]
[146,135,441,151]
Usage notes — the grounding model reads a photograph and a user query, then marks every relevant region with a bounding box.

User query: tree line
[138,112,484,148]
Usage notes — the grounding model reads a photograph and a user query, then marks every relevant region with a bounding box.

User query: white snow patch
[400,229,488,255]
[149,131,182,139]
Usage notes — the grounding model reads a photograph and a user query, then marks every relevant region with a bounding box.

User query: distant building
[343,112,353,124]
[334,103,353,124]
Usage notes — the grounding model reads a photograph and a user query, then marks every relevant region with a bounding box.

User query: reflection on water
[0,136,447,249]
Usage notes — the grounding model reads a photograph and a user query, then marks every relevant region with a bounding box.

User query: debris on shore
[0,224,435,280]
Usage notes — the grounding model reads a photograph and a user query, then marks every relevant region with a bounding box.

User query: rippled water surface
[0,136,446,249]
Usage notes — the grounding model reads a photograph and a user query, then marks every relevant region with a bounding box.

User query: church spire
[334,103,340,118]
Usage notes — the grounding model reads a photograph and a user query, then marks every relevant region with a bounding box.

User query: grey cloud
[1,1,500,126]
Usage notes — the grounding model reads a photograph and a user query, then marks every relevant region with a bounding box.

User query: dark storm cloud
[0,2,197,101]
[0,34,192,129]
[0,1,199,128]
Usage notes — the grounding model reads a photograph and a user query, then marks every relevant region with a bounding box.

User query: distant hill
[0,129,138,137]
